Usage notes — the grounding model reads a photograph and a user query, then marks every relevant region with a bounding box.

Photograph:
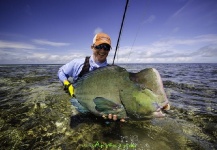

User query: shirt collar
[89,55,108,69]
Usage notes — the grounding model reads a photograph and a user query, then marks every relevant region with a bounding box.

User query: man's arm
[57,58,85,96]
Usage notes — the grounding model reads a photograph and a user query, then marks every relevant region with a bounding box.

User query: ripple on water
[0,64,216,149]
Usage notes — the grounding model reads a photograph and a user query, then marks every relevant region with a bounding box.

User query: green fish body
[73,65,169,120]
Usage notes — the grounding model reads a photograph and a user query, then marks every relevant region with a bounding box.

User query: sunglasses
[94,44,111,51]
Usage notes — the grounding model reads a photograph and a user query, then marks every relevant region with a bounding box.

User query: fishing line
[112,0,130,65]
[127,0,150,62]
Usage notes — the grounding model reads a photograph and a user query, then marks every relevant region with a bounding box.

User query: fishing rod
[112,0,129,65]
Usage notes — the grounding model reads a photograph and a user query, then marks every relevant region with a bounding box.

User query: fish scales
[74,65,130,118]
[73,65,169,119]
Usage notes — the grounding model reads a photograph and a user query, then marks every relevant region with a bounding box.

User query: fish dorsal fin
[93,97,122,112]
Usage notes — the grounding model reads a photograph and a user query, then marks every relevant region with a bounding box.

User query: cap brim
[94,41,111,46]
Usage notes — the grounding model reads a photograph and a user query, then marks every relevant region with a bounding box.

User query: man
[58,32,122,121]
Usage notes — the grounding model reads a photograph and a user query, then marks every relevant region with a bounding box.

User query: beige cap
[93,32,111,46]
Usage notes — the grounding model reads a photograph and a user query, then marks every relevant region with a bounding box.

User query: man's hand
[63,80,74,97]
[102,114,126,122]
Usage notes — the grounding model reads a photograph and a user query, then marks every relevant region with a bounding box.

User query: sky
[0,0,217,64]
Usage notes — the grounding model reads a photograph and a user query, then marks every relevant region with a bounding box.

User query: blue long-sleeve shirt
[58,55,108,83]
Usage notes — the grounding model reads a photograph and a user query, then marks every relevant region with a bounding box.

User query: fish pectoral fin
[70,98,90,114]
[93,97,122,112]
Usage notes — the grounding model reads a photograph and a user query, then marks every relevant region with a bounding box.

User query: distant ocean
[0,63,216,149]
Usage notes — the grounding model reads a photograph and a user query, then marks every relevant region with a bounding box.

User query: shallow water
[0,63,216,150]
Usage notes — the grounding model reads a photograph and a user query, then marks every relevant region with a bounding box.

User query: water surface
[0,63,216,149]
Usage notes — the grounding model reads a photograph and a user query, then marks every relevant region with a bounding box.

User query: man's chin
[96,56,106,62]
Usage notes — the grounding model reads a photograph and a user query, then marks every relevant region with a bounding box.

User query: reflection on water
[0,64,216,149]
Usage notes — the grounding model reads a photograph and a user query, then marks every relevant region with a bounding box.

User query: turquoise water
[0,64,216,149]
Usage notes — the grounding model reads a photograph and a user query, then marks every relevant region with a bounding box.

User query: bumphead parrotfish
[72,65,169,120]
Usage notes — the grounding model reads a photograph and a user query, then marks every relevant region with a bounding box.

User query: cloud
[195,34,217,44]
[171,0,192,18]
[32,39,70,47]
[1,34,217,64]
[172,27,180,33]
[0,48,86,64]
[0,39,84,64]
[94,27,103,35]
[152,34,217,47]
[111,34,217,63]
[193,45,217,57]
[143,15,156,24]
[0,40,36,49]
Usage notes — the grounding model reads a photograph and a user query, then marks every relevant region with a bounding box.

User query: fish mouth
[162,103,170,110]
[153,110,165,118]
[159,100,170,110]
[153,103,170,118]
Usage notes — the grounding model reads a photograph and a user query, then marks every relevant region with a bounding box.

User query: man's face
[91,44,111,63]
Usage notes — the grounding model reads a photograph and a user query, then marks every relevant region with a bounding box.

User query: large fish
[72,65,169,120]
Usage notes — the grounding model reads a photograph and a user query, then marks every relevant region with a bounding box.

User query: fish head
[130,68,169,103]
[128,67,170,119]
[124,89,169,119]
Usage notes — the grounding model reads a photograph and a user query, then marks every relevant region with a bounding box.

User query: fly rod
[112,0,129,65]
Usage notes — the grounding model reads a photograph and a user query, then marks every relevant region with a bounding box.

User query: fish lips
[128,102,170,120]
[153,102,170,118]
